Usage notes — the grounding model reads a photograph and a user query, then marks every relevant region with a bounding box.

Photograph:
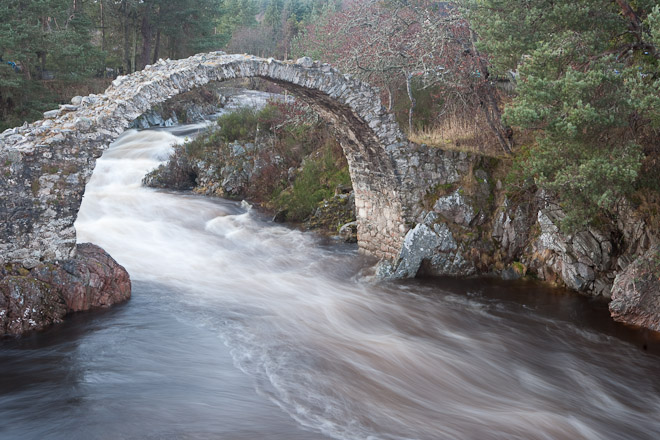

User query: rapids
[2,102,660,439]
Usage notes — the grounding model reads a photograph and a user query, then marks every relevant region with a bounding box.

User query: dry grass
[409,112,509,158]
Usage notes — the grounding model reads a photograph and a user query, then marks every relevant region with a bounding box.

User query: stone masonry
[0,52,430,266]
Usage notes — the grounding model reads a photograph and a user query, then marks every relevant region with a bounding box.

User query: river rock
[143,147,197,190]
[338,221,358,243]
[391,219,474,278]
[391,224,444,278]
[0,243,131,336]
[609,244,660,331]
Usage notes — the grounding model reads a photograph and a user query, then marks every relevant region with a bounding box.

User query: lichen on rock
[0,243,131,336]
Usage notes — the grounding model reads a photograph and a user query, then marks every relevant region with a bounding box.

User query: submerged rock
[609,245,660,331]
[0,243,131,336]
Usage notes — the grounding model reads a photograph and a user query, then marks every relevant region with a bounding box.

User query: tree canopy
[466,0,660,229]
[2,0,660,234]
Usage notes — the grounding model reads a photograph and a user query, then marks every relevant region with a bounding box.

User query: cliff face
[383,150,659,330]
[609,244,660,331]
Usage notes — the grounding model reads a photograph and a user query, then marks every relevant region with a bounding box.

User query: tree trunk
[140,2,153,70]
[100,0,106,52]
[132,23,138,72]
[152,29,161,63]
[405,72,416,134]
[481,95,512,155]
[122,1,132,73]
[22,59,32,81]
[39,52,46,76]
[615,0,641,29]
[152,3,163,64]
[469,29,513,155]
[38,16,47,79]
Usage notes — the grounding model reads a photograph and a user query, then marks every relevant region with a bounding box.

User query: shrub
[273,145,350,222]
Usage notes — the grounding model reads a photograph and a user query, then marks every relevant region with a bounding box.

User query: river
[2,100,660,439]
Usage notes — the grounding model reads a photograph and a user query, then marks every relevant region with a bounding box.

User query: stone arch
[0,52,413,267]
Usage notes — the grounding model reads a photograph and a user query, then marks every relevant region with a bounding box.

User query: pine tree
[465,0,660,230]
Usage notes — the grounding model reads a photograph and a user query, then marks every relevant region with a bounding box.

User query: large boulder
[609,244,660,331]
[388,212,474,278]
[0,275,66,336]
[0,243,131,336]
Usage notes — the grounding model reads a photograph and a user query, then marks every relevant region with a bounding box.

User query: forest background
[1,0,660,231]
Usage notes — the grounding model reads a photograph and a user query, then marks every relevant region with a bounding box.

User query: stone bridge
[1,52,452,269]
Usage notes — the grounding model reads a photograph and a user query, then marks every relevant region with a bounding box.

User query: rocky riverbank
[0,243,131,336]
[131,83,234,129]
[143,98,358,241]
[379,149,660,330]
[142,98,660,331]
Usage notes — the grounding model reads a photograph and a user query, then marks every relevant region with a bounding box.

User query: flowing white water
[2,114,660,440]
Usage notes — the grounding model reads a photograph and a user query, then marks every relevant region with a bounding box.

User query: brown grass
[409,113,508,158]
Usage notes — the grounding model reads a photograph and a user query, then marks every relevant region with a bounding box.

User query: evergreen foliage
[2,0,660,236]
[466,0,660,230]
[0,0,103,129]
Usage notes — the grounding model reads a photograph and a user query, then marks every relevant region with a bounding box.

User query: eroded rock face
[609,245,660,331]
[131,110,179,129]
[492,197,532,260]
[433,189,475,226]
[529,208,613,293]
[0,243,131,336]
[388,157,658,319]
